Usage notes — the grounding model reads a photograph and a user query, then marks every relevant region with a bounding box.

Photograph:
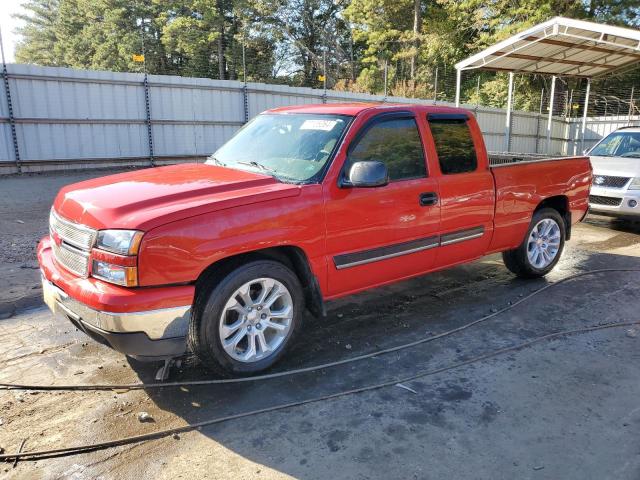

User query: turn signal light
[92,260,138,287]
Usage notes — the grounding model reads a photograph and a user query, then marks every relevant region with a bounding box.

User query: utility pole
[433,67,438,104]
[410,0,422,82]
[322,49,327,103]
[383,60,388,101]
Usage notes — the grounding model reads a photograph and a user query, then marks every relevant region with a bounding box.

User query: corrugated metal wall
[0,64,629,173]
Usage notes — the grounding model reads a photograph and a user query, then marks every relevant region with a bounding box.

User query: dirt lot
[1,170,640,479]
[0,169,140,318]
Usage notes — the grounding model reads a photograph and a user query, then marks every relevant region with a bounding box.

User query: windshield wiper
[237,161,278,175]
[207,156,226,166]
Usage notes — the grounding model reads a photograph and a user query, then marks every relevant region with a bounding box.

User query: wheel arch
[195,246,325,318]
[534,195,571,239]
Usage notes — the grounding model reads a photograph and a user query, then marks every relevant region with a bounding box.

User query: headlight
[92,260,138,287]
[96,230,143,255]
[629,178,640,190]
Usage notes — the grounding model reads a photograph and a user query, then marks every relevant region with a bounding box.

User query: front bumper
[39,236,193,360]
[42,276,189,360]
[589,187,640,217]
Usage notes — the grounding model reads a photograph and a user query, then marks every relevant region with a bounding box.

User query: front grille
[49,210,96,277]
[50,210,97,250]
[589,195,622,207]
[592,175,631,188]
[51,240,90,276]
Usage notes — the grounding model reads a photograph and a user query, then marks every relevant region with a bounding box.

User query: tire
[502,208,566,278]
[189,260,305,376]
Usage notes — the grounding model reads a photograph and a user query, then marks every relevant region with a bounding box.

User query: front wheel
[189,260,304,376]
[502,208,566,278]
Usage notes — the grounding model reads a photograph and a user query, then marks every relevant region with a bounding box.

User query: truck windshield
[590,131,640,158]
[207,113,351,182]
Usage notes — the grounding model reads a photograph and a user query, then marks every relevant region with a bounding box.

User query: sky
[0,0,26,63]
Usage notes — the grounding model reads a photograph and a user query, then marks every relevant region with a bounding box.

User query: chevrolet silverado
[38,103,592,375]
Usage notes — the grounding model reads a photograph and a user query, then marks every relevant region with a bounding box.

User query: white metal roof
[455,17,640,78]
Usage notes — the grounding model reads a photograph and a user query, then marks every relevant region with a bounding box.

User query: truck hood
[590,155,640,178]
[54,163,301,231]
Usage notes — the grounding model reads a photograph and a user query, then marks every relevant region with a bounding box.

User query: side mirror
[342,161,389,188]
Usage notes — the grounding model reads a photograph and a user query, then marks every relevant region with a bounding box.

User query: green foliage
[14,0,63,66]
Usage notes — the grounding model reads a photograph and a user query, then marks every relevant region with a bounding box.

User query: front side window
[347,117,426,181]
[590,131,640,158]
[207,113,350,182]
[428,119,478,174]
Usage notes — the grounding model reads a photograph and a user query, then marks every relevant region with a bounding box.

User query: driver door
[323,112,441,297]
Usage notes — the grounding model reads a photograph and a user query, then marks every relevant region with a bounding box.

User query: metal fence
[0,64,636,174]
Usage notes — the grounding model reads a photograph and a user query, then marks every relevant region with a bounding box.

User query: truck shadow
[584,213,640,235]
[129,250,640,478]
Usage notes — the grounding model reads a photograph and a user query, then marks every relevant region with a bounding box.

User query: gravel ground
[1,169,640,479]
[0,169,134,317]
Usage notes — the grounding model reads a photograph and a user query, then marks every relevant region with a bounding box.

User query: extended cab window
[348,118,426,181]
[428,119,477,174]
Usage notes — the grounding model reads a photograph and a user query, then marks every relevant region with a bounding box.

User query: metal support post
[504,72,514,152]
[139,20,155,166]
[242,42,248,123]
[535,88,544,154]
[0,26,20,173]
[627,86,635,126]
[580,78,591,154]
[546,75,556,154]
[455,69,461,107]
[143,73,155,166]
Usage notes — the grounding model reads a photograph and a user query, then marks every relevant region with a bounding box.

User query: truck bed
[487,154,592,253]
[488,152,575,167]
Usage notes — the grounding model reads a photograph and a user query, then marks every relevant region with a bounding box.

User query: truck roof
[265,102,469,117]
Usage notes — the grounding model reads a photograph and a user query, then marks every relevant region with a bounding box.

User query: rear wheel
[502,208,565,278]
[189,260,304,376]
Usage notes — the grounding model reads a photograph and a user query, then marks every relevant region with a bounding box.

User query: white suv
[588,126,640,219]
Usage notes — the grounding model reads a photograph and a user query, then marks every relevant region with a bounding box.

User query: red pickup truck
[38,103,591,375]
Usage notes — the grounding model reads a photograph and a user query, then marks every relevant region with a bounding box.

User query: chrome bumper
[42,276,190,359]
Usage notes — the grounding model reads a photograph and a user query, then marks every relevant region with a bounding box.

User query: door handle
[419,192,438,206]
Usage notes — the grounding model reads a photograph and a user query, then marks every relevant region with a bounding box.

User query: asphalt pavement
[1,169,640,479]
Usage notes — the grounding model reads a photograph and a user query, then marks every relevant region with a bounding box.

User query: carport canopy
[454,17,640,152]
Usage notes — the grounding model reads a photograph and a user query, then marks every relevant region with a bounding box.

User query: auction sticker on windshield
[300,119,339,131]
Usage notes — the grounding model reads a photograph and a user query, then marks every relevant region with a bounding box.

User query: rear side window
[428,119,477,174]
[348,118,426,181]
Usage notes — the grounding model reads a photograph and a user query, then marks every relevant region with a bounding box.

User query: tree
[14,0,63,66]
[251,0,352,87]
[12,0,640,97]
